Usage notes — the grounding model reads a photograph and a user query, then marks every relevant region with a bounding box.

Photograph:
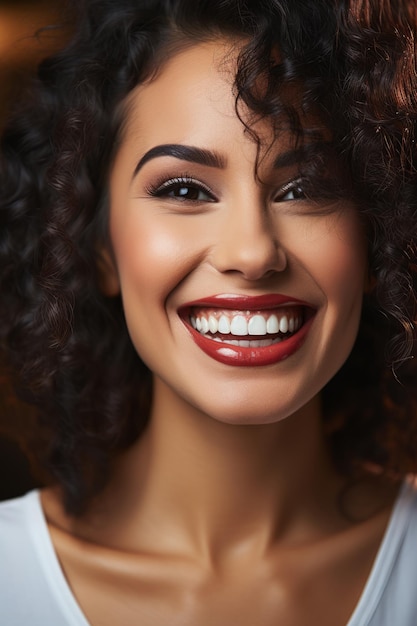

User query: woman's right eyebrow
[132,144,227,179]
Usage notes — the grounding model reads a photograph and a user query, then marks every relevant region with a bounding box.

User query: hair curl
[1,0,417,514]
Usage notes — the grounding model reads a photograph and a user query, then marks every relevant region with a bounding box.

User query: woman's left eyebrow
[273,142,334,169]
[132,144,227,179]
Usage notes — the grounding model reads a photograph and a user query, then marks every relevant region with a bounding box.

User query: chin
[191,393,309,427]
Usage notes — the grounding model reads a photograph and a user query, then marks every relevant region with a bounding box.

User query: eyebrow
[273,142,334,169]
[132,144,227,179]
[132,140,334,180]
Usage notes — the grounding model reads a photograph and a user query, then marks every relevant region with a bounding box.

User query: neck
[100,378,344,563]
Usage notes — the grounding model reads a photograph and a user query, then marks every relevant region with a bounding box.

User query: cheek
[113,210,170,277]
[286,213,367,303]
[325,223,367,311]
[299,215,368,371]
[315,236,366,307]
[109,209,206,313]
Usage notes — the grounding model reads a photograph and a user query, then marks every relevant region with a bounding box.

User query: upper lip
[179,293,313,311]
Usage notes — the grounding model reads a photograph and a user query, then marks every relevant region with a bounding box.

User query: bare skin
[41,40,399,625]
[42,391,398,626]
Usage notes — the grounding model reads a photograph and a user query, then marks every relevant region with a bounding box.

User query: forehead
[121,40,244,146]
[114,38,329,176]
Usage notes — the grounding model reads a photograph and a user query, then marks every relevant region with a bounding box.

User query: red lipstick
[183,293,310,310]
[179,294,316,367]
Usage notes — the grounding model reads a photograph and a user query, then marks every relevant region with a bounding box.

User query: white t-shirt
[0,477,416,625]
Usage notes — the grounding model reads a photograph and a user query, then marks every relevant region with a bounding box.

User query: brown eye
[150,176,215,202]
[276,179,306,202]
[165,184,212,201]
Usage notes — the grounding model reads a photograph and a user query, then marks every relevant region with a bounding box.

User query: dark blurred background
[0,0,69,500]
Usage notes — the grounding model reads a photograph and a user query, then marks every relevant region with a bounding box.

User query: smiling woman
[105,40,367,426]
[0,1,417,625]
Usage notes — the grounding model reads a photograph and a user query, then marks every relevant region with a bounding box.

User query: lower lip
[184,317,314,367]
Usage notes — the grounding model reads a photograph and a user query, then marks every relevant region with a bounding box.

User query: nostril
[209,237,288,280]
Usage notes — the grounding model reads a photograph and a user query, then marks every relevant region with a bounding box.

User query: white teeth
[230,315,248,336]
[191,309,303,339]
[248,315,267,336]
[209,336,283,347]
[279,315,289,334]
[266,314,279,334]
[218,315,231,334]
[208,315,218,334]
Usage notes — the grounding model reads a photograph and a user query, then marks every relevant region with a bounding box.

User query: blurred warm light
[0,2,69,495]
[0,2,68,123]
[0,4,63,68]
[0,0,66,429]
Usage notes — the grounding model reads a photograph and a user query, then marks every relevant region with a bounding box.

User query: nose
[210,194,287,281]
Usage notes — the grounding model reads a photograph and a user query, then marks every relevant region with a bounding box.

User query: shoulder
[0,491,50,619]
[0,490,88,625]
[395,475,417,562]
[379,476,417,619]
[381,476,417,582]
[347,476,417,626]
[0,491,43,621]
[388,475,417,549]
[356,476,417,626]
[0,490,40,555]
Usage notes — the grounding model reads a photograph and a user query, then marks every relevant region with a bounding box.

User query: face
[105,40,368,425]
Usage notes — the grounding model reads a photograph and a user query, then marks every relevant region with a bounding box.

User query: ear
[96,247,120,297]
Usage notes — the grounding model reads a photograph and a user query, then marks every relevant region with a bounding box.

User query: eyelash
[276,178,306,202]
[145,175,216,202]
[145,174,307,203]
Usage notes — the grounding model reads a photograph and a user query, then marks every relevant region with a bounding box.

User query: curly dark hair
[1,0,417,514]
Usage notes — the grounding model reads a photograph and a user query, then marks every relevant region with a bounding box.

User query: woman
[0,0,416,624]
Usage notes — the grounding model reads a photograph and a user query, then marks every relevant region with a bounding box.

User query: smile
[180,294,316,367]
[190,307,303,347]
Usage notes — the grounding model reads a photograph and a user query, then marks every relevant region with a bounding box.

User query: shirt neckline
[26,490,91,626]
[25,476,416,626]
[346,476,416,625]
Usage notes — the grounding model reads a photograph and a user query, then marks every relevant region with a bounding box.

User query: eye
[276,178,306,202]
[147,176,215,202]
